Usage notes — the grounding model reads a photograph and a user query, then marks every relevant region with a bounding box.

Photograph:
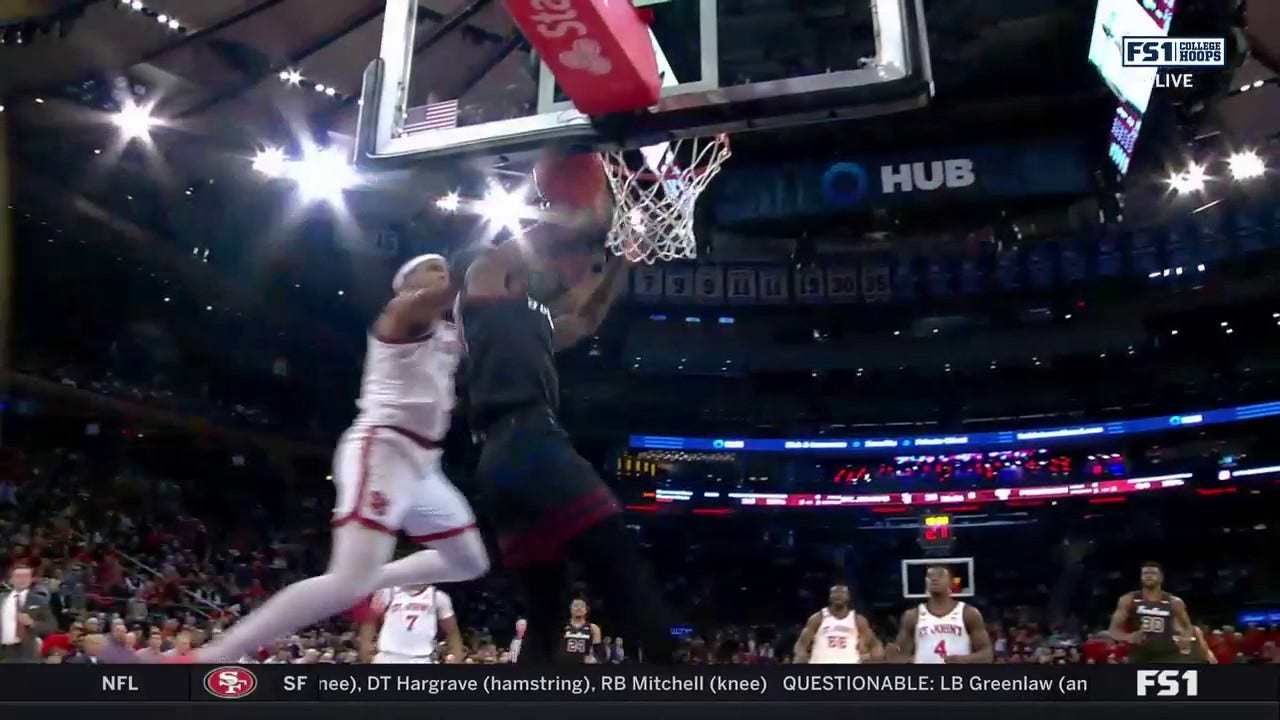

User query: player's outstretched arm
[793,612,823,664]
[856,614,885,662]
[885,608,918,663]
[552,256,632,350]
[943,606,993,664]
[1108,592,1140,643]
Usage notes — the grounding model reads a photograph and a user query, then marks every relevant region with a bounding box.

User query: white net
[600,134,731,264]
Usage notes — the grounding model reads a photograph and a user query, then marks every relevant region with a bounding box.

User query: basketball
[534,152,607,209]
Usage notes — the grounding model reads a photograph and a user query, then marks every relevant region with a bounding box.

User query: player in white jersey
[360,585,466,663]
[794,585,883,664]
[888,565,992,664]
[187,255,490,664]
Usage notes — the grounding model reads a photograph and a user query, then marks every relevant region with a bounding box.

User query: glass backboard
[353,0,933,171]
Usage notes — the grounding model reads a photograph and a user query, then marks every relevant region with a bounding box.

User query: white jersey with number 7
[913,602,970,663]
[373,586,453,659]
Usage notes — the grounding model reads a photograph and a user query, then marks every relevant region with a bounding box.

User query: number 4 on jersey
[934,640,947,658]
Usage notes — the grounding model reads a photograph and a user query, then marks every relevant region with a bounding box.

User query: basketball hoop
[600,134,731,264]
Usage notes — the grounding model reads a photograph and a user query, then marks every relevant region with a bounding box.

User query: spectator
[100,618,137,663]
[136,629,166,661]
[163,631,195,659]
[66,634,107,664]
[1,563,56,663]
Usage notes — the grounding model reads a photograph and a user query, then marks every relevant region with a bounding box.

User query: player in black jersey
[1109,562,1196,663]
[560,599,603,664]
[454,222,675,666]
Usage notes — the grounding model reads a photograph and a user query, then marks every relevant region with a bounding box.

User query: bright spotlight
[113,102,155,140]
[252,147,289,178]
[1169,164,1206,194]
[435,193,461,213]
[288,148,359,203]
[476,182,535,237]
[282,69,303,85]
[1227,151,1265,181]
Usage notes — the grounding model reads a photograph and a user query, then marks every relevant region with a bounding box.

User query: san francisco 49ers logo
[203,666,258,699]
[367,490,389,517]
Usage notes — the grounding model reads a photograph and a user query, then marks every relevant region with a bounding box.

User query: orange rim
[602,134,730,184]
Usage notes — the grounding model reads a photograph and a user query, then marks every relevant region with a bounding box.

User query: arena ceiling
[0,0,1108,151]
[2,0,1275,369]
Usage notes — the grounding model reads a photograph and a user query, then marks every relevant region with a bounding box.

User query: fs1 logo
[1136,669,1199,697]
[1122,37,1226,67]
[203,666,258,699]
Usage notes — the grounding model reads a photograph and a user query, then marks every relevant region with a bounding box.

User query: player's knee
[443,529,490,579]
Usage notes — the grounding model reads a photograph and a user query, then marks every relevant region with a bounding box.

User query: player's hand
[1174,635,1192,653]
[17,613,34,628]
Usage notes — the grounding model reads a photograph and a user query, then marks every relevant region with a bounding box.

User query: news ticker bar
[0,666,1273,703]
[630,399,1280,454]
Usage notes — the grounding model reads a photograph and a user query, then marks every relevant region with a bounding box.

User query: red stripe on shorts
[406,522,477,545]
[497,487,622,568]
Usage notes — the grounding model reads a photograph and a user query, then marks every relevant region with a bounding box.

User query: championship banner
[925,258,952,297]
[1026,243,1053,288]
[894,260,918,300]
[824,267,859,302]
[959,256,984,295]
[794,266,824,303]
[860,262,892,301]
[1164,225,1198,270]
[663,265,695,301]
[1193,216,1228,262]
[756,267,789,304]
[996,248,1021,290]
[1097,234,1123,277]
[1059,240,1086,283]
[0,665,1273,703]
[633,265,665,302]
[695,266,724,304]
[725,267,758,304]
[1129,229,1160,278]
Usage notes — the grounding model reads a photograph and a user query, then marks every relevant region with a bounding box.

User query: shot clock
[918,514,956,553]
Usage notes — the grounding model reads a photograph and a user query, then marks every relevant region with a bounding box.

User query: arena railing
[629,399,1280,453]
[68,530,224,620]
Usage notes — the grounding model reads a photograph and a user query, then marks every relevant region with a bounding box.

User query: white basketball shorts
[372,651,437,664]
[331,425,476,542]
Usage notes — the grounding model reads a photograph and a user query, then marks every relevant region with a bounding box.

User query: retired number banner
[0,665,1273,703]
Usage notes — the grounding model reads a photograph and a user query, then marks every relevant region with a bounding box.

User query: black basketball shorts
[473,411,621,569]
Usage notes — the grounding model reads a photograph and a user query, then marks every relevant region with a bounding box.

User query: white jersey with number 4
[914,601,971,664]
[372,586,453,661]
[809,608,862,664]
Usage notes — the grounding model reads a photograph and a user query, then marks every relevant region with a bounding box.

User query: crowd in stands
[4,420,1279,666]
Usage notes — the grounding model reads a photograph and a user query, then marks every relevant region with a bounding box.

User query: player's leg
[514,559,572,665]
[193,431,407,663]
[538,443,676,664]
[374,467,490,586]
[566,511,676,664]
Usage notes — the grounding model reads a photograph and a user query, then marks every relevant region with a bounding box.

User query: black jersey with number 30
[458,295,559,428]
[1130,591,1180,661]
